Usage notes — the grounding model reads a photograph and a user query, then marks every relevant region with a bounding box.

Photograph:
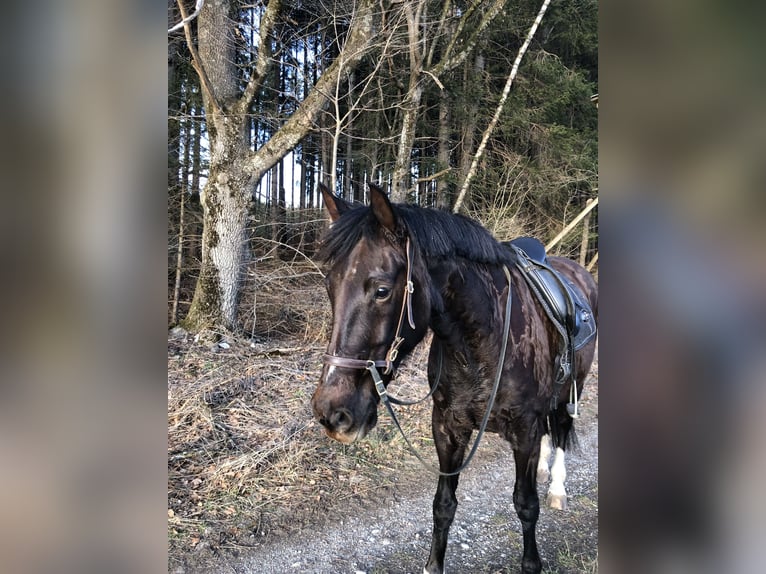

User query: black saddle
[508,236,547,264]
[505,237,596,351]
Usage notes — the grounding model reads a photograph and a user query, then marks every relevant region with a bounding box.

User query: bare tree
[452,0,552,213]
[176,0,379,332]
[389,0,507,202]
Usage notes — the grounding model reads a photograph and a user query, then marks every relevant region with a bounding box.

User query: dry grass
[238,249,331,343]
[167,327,439,567]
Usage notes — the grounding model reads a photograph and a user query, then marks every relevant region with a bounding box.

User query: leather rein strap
[372,265,513,477]
[322,232,513,476]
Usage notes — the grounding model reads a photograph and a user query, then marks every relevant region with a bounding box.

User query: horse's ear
[319,182,351,223]
[368,183,397,233]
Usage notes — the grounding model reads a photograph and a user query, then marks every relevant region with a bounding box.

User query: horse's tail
[547,406,580,453]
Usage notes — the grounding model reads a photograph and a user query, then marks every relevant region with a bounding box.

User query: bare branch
[438,0,480,66]
[236,0,283,115]
[423,69,444,90]
[243,0,379,183]
[389,0,507,201]
[546,197,599,251]
[168,0,205,34]
[430,0,507,78]
[175,0,222,116]
[425,0,452,68]
[586,251,599,272]
[419,168,452,183]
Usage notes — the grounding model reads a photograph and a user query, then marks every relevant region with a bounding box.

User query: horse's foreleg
[513,441,543,574]
[424,474,460,574]
[424,409,470,574]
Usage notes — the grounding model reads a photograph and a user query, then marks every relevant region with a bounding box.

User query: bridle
[323,236,441,408]
[322,233,514,476]
[323,236,416,381]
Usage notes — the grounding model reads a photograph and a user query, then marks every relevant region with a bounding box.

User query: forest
[168,0,598,336]
[167,1,599,568]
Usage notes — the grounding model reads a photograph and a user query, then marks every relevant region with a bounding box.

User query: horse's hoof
[536,468,550,483]
[546,492,567,510]
[522,556,543,573]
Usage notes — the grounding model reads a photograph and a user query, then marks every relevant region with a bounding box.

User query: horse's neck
[427,260,507,349]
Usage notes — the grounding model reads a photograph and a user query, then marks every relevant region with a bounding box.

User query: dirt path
[184,361,598,574]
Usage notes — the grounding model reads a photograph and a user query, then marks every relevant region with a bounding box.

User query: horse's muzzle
[311,382,378,444]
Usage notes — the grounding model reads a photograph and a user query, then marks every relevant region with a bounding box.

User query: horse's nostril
[329,408,353,433]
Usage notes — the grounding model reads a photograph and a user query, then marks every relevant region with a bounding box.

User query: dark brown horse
[311,183,598,573]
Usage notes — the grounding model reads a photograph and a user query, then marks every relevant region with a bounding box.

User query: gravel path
[188,360,598,574]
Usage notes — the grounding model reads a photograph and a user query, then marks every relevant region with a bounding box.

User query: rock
[169,326,188,340]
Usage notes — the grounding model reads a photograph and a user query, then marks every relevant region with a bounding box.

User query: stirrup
[566,379,579,419]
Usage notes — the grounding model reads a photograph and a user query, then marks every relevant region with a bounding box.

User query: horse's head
[311,183,431,444]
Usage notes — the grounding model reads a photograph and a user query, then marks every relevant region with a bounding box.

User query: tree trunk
[436,93,451,209]
[343,72,355,200]
[457,53,484,195]
[391,1,425,203]
[187,104,202,265]
[579,210,591,266]
[270,164,279,241]
[181,0,378,333]
[171,183,185,325]
[183,0,251,332]
[184,155,251,331]
[277,160,288,257]
[321,113,333,190]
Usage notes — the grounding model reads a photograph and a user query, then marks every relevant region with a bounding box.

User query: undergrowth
[168,325,439,569]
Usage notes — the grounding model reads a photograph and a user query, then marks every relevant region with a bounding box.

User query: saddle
[505,238,597,414]
[506,237,596,350]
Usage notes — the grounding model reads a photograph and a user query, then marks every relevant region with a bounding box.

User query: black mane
[318,202,512,267]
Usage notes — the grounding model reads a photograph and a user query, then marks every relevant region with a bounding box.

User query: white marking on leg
[546,447,568,510]
[326,365,337,380]
[537,434,552,483]
[549,447,567,497]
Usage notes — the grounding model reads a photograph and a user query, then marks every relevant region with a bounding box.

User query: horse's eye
[374,286,391,301]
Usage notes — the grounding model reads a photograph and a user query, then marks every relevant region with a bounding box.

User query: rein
[373,265,513,477]
[324,244,513,477]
